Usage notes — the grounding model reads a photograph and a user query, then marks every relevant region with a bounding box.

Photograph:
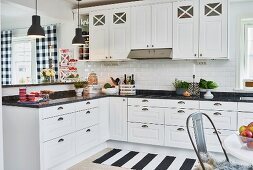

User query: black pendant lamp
[27,0,45,38]
[72,0,85,45]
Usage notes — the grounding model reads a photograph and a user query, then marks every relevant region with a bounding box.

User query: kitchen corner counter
[2,90,252,108]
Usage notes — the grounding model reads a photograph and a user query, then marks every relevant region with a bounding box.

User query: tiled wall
[76,57,236,92]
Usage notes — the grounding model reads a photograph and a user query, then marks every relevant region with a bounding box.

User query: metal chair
[186,112,230,170]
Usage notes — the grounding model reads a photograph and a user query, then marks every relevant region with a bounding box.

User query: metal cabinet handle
[110,56,112,59]
[178,110,185,113]
[200,54,203,57]
[147,45,149,48]
[213,112,222,116]
[142,125,149,128]
[214,103,222,106]
[86,111,91,114]
[194,54,197,57]
[177,128,185,131]
[58,138,64,143]
[86,129,91,133]
[213,131,221,134]
[142,99,149,102]
[142,108,149,111]
[123,99,126,101]
[178,101,185,104]
[57,107,63,110]
[105,56,108,59]
[86,101,91,105]
[152,45,154,47]
[57,117,64,121]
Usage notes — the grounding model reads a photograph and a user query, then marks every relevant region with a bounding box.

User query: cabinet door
[199,0,228,59]
[131,5,152,49]
[109,8,131,60]
[109,97,128,141]
[89,10,109,60]
[152,3,173,48]
[173,0,199,59]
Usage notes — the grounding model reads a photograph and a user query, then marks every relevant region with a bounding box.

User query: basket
[120,85,136,95]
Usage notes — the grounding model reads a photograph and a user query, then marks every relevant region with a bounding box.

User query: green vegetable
[104,83,112,89]
[199,79,218,89]
[173,79,190,89]
[74,81,88,89]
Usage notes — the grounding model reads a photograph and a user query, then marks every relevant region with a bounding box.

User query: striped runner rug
[93,149,197,170]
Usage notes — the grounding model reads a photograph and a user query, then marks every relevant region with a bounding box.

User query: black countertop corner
[2,90,253,108]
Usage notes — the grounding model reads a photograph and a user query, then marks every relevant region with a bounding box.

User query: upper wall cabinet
[131,3,173,49]
[90,8,131,61]
[173,0,228,59]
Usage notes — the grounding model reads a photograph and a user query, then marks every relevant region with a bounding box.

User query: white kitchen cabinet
[128,122,164,146]
[173,0,199,59]
[200,101,237,111]
[131,3,172,49]
[109,8,131,60]
[89,10,110,60]
[172,0,228,59]
[109,97,128,141]
[199,0,228,59]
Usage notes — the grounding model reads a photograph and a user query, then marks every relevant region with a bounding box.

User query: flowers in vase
[41,69,56,83]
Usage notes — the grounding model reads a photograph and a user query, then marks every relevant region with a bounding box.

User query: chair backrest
[186,112,230,170]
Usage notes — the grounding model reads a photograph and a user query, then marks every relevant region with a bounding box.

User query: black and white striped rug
[93,149,197,170]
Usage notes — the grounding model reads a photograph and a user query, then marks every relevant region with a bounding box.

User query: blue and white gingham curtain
[36,25,58,81]
[1,30,12,85]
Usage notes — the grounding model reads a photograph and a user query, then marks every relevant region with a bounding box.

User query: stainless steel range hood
[127,48,173,59]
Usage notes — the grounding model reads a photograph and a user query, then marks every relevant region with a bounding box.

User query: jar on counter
[88,72,98,85]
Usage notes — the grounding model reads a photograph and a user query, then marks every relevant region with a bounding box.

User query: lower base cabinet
[43,133,76,170]
[76,125,100,155]
[165,126,192,149]
[128,122,164,145]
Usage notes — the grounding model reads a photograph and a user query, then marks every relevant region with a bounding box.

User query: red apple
[245,130,253,138]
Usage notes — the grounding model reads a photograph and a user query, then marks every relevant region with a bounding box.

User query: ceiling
[66,0,140,8]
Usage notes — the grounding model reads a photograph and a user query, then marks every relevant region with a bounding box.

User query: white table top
[224,134,253,164]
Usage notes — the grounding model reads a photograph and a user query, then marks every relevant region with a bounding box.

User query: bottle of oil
[131,74,135,85]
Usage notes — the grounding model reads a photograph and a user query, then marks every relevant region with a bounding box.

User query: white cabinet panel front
[165,108,197,126]
[42,113,76,142]
[76,107,99,130]
[199,101,237,111]
[43,133,75,170]
[128,122,164,145]
[128,106,165,124]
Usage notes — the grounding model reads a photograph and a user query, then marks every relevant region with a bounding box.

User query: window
[11,37,36,84]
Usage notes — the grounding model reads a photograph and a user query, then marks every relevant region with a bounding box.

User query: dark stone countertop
[2,90,253,108]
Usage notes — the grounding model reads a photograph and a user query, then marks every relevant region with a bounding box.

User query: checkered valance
[1,30,12,85]
[36,25,58,81]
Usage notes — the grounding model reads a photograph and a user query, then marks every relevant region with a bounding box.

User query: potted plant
[199,79,218,99]
[173,79,190,95]
[74,81,88,97]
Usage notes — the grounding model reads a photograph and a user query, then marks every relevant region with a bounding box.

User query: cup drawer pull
[57,107,63,110]
[142,108,149,111]
[142,100,149,102]
[141,125,149,128]
[178,110,185,113]
[214,103,222,106]
[177,128,185,131]
[86,129,91,133]
[213,112,222,116]
[57,117,64,121]
[58,138,64,143]
[178,101,185,104]
[86,111,91,114]
[86,101,91,105]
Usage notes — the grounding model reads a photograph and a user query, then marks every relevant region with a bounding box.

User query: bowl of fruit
[238,122,253,150]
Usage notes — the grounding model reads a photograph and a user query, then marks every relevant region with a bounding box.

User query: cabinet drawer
[238,112,253,128]
[76,107,99,130]
[238,102,253,112]
[201,110,237,130]
[165,108,197,126]
[200,101,237,111]
[43,133,75,169]
[166,100,199,109]
[42,113,75,142]
[128,106,164,124]
[128,122,164,145]
[40,103,75,119]
[205,129,234,152]
[76,125,100,155]
[165,126,192,149]
[76,99,99,111]
[128,98,167,107]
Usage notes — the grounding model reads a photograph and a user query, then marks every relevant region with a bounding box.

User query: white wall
[76,1,253,92]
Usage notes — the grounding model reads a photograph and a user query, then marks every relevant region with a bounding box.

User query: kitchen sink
[240,97,253,101]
